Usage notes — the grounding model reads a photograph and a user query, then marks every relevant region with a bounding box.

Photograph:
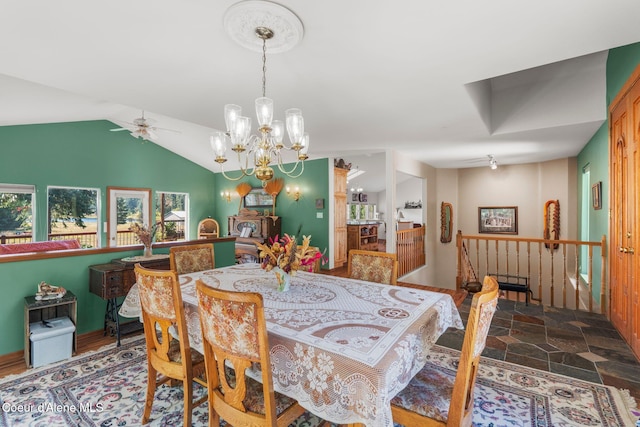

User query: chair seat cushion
[167,338,205,365]
[390,361,455,422]
[224,368,299,416]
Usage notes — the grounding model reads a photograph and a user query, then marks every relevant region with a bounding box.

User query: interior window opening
[156,191,189,242]
[47,186,100,248]
[0,184,35,245]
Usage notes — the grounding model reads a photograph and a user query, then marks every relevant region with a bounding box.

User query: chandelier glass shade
[211,24,309,186]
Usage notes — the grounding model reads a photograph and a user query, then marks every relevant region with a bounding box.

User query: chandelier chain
[262,37,267,98]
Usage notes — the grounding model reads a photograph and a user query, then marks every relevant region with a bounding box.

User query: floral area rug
[0,336,637,426]
[426,345,638,427]
[0,336,320,427]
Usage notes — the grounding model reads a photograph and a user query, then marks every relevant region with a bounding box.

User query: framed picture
[478,206,518,234]
[351,193,359,202]
[315,198,324,209]
[359,193,368,203]
[592,182,602,210]
[243,188,274,208]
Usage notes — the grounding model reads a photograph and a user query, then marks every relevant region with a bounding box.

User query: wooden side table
[89,255,170,346]
[24,290,77,368]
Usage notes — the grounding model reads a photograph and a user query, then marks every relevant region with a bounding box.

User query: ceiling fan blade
[110,128,130,132]
[152,126,181,134]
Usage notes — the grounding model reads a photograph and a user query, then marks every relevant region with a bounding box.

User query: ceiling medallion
[223,1,304,53]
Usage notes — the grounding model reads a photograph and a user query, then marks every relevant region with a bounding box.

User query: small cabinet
[24,291,77,368]
[347,224,379,252]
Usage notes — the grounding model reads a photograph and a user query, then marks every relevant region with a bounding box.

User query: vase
[143,245,153,258]
[273,267,291,292]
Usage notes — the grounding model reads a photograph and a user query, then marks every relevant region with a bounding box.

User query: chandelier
[211,2,308,187]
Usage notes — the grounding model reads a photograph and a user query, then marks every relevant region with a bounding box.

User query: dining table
[177,263,464,427]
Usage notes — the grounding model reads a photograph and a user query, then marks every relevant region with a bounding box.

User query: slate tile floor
[436,296,640,407]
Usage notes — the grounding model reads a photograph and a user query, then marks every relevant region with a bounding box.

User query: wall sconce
[286,186,301,201]
[220,190,232,203]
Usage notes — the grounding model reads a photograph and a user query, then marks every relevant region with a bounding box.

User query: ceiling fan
[110,111,179,142]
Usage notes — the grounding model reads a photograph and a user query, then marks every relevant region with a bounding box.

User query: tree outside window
[0,184,34,244]
[48,187,99,248]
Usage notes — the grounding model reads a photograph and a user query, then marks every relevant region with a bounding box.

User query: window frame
[0,183,36,243]
[107,187,152,247]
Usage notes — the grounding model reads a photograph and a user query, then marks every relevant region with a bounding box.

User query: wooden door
[609,67,640,357]
[628,80,639,357]
[334,168,348,267]
[609,100,629,335]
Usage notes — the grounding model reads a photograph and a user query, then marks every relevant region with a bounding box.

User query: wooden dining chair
[347,249,398,285]
[134,264,207,427]
[169,243,215,275]
[195,280,307,427]
[390,275,499,427]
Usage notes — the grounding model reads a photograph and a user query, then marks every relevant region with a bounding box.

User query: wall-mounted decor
[358,193,368,203]
[405,200,422,209]
[440,202,453,243]
[543,200,560,250]
[592,182,602,210]
[478,206,518,234]
[243,188,274,209]
[315,198,324,209]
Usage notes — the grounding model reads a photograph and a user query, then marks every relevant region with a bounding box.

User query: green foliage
[48,188,97,232]
[0,193,31,233]
[116,198,130,224]
[164,221,177,238]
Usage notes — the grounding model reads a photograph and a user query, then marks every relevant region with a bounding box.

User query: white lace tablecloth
[179,263,463,427]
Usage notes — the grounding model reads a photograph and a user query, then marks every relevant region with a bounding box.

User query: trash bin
[29,316,75,367]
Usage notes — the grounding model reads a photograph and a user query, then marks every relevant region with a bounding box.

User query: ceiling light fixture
[488,155,498,170]
[210,1,308,187]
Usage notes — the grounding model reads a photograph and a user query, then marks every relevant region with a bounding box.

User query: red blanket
[0,239,81,254]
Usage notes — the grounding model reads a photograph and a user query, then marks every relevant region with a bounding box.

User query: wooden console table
[89,255,170,346]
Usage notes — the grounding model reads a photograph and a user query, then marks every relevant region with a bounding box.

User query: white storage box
[30,316,75,367]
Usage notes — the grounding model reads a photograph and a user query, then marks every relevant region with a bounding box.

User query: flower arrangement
[256,234,324,276]
[129,222,157,248]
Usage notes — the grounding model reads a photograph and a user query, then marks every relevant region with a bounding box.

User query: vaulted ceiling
[2,1,640,186]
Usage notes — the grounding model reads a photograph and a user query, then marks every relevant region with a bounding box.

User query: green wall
[213,158,331,265]
[0,120,331,356]
[0,120,217,240]
[577,41,640,301]
[0,120,238,356]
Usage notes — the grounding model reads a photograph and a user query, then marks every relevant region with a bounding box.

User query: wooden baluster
[587,245,604,312]
[574,242,579,311]
[538,242,543,306]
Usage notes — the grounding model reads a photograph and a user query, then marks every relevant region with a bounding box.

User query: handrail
[456,230,607,315]
[396,225,426,277]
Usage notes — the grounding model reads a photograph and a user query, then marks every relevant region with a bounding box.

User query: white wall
[457,159,576,240]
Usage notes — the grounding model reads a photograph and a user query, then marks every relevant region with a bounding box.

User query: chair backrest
[197,218,219,239]
[134,264,194,372]
[347,249,398,285]
[169,243,215,275]
[195,280,279,426]
[448,275,499,426]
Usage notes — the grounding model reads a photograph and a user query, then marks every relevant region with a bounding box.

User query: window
[156,191,189,242]
[108,187,151,247]
[48,186,100,248]
[0,184,35,244]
